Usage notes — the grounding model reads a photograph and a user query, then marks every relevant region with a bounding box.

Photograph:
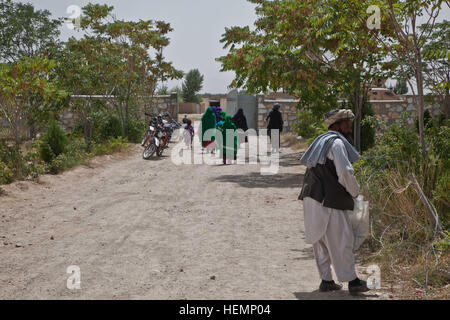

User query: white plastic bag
[350,195,370,250]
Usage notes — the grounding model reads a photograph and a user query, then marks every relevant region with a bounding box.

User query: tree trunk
[124,101,129,137]
[352,90,362,152]
[415,51,427,155]
[445,86,450,119]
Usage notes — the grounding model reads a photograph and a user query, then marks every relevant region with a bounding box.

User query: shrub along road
[0,143,383,299]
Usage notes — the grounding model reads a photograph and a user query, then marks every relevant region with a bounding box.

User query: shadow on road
[293,290,379,300]
[278,151,304,168]
[210,172,304,189]
[291,247,314,261]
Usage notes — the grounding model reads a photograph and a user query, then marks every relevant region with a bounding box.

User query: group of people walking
[198,106,249,165]
[192,103,285,164]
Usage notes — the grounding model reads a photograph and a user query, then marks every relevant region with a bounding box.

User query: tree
[0,0,62,63]
[363,0,447,154]
[76,4,182,136]
[156,85,169,95]
[170,85,183,102]
[53,37,112,150]
[217,0,385,151]
[0,56,67,145]
[422,20,449,118]
[54,4,182,143]
[182,69,204,103]
[394,79,409,95]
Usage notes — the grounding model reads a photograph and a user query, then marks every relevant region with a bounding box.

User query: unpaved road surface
[0,141,380,299]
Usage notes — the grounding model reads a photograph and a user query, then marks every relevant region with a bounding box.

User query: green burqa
[218,115,238,157]
[201,107,216,147]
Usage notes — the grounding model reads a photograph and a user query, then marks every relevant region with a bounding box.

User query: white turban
[324,109,355,128]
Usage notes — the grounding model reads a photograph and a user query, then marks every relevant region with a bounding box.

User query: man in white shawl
[299,109,370,295]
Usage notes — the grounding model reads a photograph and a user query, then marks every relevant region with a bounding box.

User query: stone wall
[60,93,179,132]
[141,93,179,119]
[256,93,299,132]
[371,95,444,126]
[256,93,445,132]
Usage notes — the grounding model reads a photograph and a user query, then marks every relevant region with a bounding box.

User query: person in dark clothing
[232,108,249,131]
[182,115,188,124]
[266,103,284,152]
[232,108,249,145]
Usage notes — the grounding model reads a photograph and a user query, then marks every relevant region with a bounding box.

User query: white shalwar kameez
[303,139,360,282]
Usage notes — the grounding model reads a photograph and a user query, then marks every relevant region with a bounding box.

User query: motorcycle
[162,112,182,142]
[141,113,170,159]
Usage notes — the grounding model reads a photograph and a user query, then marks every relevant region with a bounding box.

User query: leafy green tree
[218,0,385,151]
[76,4,183,136]
[53,38,111,150]
[394,79,409,95]
[363,0,447,154]
[0,56,67,145]
[39,119,68,163]
[182,69,204,103]
[0,0,62,63]
[53,4,182,146]
[422,20,449,118]
[0,0,64,138]
[156,85,169,95]
[170,86,183,102]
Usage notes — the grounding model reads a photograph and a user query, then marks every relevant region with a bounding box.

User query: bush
[0,141,25,180]
[355,117,449,288]
[360,101,376,152]
[126,118,145,143]
[0,161,13,184]
[91,136,128,156]
[292,111,327,142]
[100,115,124,141]
[39,120,68,163]
[47,137,87,174]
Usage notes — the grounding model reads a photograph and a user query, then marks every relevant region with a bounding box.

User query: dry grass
[281,132,308,151]
[359,167,449,299]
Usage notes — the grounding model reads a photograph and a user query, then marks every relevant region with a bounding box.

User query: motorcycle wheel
[143,143,156,159]
[156,139,168,157]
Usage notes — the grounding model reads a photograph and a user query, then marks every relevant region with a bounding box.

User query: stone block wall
[256,94,299,132]
[371,95,444,126]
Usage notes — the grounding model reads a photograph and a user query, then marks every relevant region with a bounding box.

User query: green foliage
[0,140,44,182]
[422,20,449,98]
[433,231,450,252]
[0,56,68,145]
[0,0,62,63]
[39,120,68,163]
[102,115,124,140]
[182,69,204,103]
[47,137,86,174]
[360,101,376,152]
[156,85,169,95]
[291,111,327,141]
[91,137,128,156]
[355,119,450,254]
[0,161,13,184]
[0,140,24,180]
[393,79,409,95]
[126,118,145,143]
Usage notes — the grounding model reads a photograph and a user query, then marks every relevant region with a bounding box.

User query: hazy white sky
[15,1,450,94]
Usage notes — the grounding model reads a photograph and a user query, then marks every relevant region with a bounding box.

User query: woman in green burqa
[218,115,238,164]
[201,107,216,152]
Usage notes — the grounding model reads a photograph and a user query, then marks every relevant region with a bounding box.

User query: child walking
[184,119,194,149]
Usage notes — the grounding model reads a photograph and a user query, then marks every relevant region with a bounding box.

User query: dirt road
[0,141,380,299]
